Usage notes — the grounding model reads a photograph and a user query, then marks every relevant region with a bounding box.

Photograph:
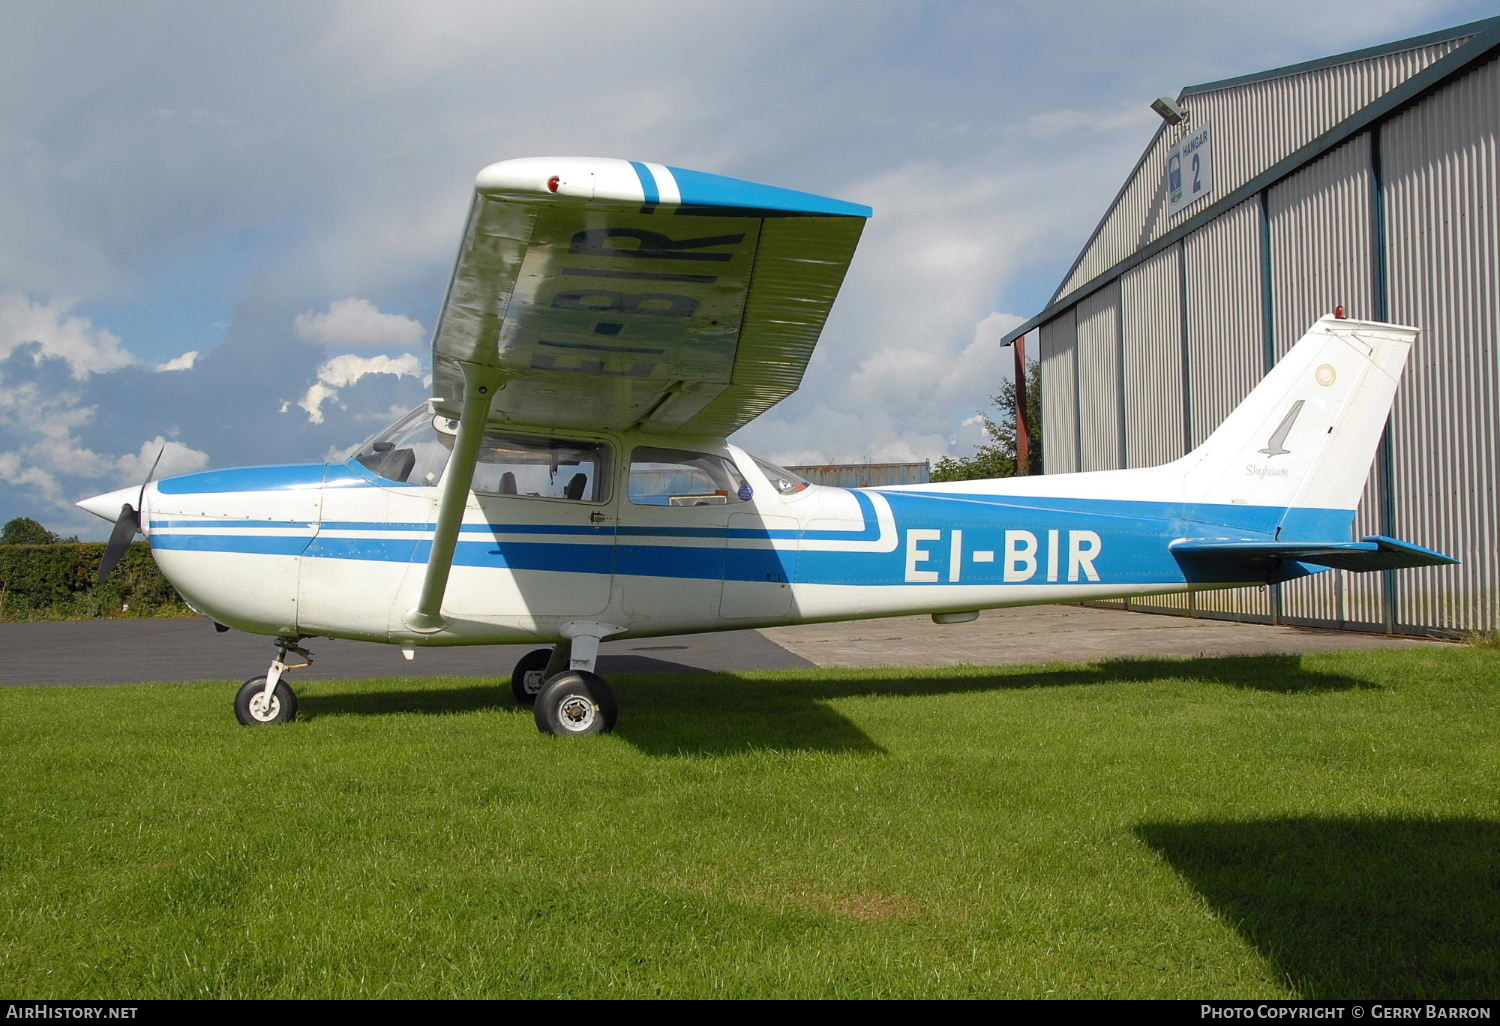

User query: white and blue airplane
[78,157,1455,735]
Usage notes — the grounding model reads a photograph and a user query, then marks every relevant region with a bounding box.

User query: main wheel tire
[534,671,617,736]
[510,648,553,706]
[235,676,299,726]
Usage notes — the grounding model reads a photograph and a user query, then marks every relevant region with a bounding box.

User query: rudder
[1171,315,1416,516]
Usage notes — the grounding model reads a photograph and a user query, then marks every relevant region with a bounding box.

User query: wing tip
[476,156,871,218]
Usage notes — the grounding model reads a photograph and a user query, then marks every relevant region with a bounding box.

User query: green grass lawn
[1,647,1495,999]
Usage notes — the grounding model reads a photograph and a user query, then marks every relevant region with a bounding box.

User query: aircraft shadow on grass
[296,652,1379,757]
[1135,816,1500,999]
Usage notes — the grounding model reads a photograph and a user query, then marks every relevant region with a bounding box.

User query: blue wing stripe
[629,160,659,205]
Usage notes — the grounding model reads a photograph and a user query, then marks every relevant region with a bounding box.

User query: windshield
[352,404,456,486]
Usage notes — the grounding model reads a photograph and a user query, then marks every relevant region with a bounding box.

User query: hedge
[0,542,192,621]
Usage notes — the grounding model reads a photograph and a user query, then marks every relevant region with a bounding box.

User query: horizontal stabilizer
[1172,535,1459,577]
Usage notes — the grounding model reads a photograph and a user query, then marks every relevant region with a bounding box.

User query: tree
[1,517,61,545]
[931,360,1043,482]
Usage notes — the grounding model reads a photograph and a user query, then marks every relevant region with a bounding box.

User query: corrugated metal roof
[1002,17,1500,347]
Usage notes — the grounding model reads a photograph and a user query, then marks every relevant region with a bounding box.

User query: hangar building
[1002,18,1498,637]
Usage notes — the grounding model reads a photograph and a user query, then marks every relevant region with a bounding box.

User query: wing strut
[404,362,505,632]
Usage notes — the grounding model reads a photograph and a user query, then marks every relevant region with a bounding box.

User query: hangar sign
[1167,124,1213,217]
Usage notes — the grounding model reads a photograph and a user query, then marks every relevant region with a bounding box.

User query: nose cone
[77,485,138,522]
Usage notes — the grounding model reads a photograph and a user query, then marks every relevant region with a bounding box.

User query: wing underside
[404,157,869,633]
[429,157,869,437]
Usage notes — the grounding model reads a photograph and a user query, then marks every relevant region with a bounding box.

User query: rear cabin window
[629,447,750,507]
[750,455,811,496]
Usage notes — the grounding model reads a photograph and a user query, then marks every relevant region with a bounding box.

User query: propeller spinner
[80,447,164,584]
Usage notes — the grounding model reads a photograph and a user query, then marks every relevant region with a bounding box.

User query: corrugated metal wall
[1381,56,1499,635]
[1076,284,1123,471]
[1266,137,1379,628]
[1121,246,1187,468]
[1183,199,1267,446]
[1120,246,1194,614]
[1032,44,1498,636]
[1181,196,1273,623]
[1040,310,1079,473]
[1058,37,1470,298]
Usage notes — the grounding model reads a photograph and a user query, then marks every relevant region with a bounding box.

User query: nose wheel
[235,639,311,726]
[235,676,298,725]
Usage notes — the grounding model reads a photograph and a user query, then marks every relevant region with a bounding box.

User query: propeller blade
[137,446,165,512]
[97,503,140,584]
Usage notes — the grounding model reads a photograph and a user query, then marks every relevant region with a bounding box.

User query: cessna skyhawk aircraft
[78,157,1455,735]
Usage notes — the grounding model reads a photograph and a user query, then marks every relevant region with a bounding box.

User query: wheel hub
[248,691,281,721]
[558,694,596,731]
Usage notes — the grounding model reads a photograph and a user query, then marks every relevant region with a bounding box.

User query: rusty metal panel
[1076,283,1123,472]
[1040,311,1080,474]
[1382,56,1500,634]
[787,463,930,488]
[1121,245,1187,468]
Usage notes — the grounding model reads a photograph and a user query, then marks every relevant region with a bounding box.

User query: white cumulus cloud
[118,436,211,482]
[0,290,135,379]
[154,350,199,372]
[293,297,425,350]
[290,352,424,424]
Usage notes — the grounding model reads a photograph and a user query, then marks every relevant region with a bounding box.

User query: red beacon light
[1334,304,1346,319]
[546,176,561,193]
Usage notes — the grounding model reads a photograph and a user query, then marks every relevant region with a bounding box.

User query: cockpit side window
[472,430,611,503]
[352,405,612,500]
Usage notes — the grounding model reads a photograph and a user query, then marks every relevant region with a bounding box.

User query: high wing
[429,157,870,436]
[406,158,869,632]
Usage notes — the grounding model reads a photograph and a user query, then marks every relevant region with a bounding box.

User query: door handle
[590,512,607,523]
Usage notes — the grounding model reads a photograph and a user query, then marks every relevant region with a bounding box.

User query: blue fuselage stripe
[149,490,1356,588]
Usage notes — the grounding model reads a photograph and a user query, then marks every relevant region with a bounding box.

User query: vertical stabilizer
[1172,316,1415,513]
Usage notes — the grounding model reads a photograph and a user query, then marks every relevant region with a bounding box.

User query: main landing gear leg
[531,622,622,737]
[235,638,312,726]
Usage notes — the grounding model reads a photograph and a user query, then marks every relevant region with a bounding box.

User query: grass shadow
[295,653,1381,756]
[293,655,731,719]
[610,653,1376,756]
[1010,654,1381,695]
[298,683,507,718]
[1136,817,1500,998]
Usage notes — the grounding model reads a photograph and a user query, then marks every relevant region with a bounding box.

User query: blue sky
[1,0,1490,537]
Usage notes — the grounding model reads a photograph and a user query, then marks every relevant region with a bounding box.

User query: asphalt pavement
[0,605,1447,687]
